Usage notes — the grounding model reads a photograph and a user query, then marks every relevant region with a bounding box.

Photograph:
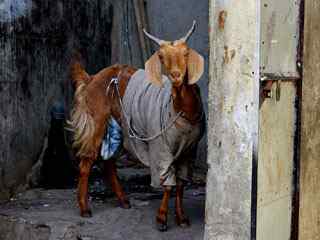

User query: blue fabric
[101,117,122,160]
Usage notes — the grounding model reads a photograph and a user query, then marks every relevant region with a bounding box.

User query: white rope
[107,77,182,142]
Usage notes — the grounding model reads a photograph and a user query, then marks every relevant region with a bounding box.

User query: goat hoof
[156,216,168,232]
[156,221,168,232]
[80,209,92,218]
[176,216,190,228]
[119,199,131,209]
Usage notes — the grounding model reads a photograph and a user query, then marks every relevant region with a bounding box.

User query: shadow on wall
[0,0,115,198]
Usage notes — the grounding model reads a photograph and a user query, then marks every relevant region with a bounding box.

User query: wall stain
[230,49,236,60]
[223,46,235,64]
[223,45,229,64]
[218,10,227,31]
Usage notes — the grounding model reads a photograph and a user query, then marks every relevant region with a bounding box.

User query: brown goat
[68,21,204,231]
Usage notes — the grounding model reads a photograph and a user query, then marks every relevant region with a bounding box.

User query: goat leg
[156,186,171,231]
[175,181,190,227]
[104,160,131,209]
[78,158,94,217]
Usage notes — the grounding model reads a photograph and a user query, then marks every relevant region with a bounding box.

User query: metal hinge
[260,79,282,102]
[260,73,300,102]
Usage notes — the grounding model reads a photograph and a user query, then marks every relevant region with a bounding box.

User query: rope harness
[106,77,182,142]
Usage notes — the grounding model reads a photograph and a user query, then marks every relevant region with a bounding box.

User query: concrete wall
[111,0,142,67]
[299,1,320,239]
[205,0,260,239]
[0,0,118,199]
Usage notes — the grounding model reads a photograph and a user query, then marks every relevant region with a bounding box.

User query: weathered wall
[146,0,209,168]
[257,82,297,240]
[0,0,117,198]
[260,0,301,77]
[299,1,320,239]
[205,0,260,239]
[111,0,142,67]
[257,0,301,239]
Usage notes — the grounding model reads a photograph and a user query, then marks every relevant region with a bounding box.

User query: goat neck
[171,79,202,125]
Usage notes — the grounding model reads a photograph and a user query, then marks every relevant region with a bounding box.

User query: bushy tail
[70,53,91,88]
[67,57,95,157]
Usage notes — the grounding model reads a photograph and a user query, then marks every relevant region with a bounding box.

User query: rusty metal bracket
[260,78,281,102]
[260,73,301,106]
[260,73,301,82]
[261,80,274,101]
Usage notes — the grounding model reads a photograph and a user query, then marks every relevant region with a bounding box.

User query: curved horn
[180,20,196,42]
[143,29,166,45]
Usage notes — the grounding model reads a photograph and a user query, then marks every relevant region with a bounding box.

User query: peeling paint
[205,0,260,239]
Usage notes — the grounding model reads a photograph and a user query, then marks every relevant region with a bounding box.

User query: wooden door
[257,0,302,239]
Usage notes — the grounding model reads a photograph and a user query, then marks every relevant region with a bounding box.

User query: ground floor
[0,166,205,240]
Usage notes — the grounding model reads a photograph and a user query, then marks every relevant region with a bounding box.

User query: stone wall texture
[205,0,260,239]
[0,0,116,198]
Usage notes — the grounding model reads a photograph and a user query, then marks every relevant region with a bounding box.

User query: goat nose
[171,71,181,79]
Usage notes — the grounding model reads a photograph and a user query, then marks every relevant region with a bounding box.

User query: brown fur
[68,64,137,158]
[143,38,205,230]
[69,27,204,230]
[145,41,204,125]
[68,63,137,217]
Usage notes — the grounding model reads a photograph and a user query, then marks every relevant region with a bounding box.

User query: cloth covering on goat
[101,117,122,161]
[120,69,204,188]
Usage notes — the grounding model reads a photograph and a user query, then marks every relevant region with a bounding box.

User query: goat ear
[145,52,163,87]
[187,49,204,85]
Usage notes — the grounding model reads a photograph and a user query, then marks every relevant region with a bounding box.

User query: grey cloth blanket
[121,69,204,188]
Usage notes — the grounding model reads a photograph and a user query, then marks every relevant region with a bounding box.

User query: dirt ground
[0,167,206,240]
